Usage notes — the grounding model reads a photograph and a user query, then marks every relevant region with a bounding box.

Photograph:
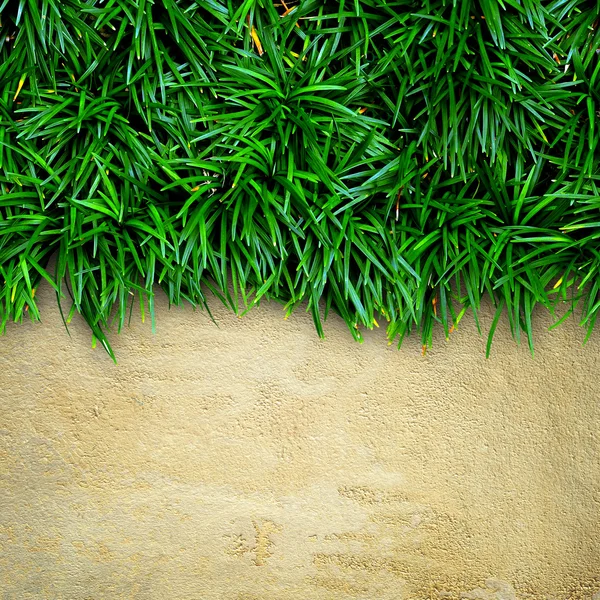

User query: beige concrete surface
[0,281,599,599]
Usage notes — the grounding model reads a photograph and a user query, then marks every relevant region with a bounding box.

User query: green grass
[1,0,600,361]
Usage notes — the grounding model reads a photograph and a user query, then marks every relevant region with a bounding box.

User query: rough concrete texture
[0,281,599,600]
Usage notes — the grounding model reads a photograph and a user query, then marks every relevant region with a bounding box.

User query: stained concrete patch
[0,282,599,599]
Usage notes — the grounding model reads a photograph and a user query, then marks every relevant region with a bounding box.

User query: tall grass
[1,0,599,360]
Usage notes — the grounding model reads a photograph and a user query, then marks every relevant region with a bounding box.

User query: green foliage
[1,0,600,360]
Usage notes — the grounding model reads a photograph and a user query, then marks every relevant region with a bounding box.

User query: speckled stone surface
[0,282,599,599]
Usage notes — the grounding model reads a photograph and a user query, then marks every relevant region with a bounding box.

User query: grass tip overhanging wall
[1,0,600,361]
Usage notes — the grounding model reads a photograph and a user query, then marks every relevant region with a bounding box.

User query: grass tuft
[1,0,600,360]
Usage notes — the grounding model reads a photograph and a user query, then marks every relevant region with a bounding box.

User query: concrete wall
[0,281,599,599]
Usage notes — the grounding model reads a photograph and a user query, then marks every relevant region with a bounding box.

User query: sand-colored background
[0,281,599,599]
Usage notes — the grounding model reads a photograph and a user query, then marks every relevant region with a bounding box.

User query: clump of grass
[1,0,599,361]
